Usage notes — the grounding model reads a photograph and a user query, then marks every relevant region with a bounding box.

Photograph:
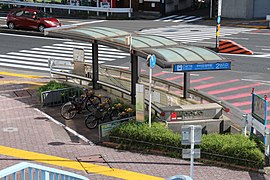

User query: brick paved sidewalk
[0,73,269,180]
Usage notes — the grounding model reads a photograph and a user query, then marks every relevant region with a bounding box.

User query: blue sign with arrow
[149,54,156,69]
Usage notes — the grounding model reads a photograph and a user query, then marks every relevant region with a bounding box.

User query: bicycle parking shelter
[44,25,231,104]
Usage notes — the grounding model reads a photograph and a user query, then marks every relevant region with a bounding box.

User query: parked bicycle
[84,98,122,129]
[60,88,101,120]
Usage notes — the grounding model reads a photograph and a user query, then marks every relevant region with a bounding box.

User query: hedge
[109,122,265,168]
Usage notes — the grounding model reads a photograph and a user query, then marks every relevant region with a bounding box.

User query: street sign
[173,62,231,72]
[147,54,156,69]
[149,54,156,68]
[182,149,201,159]
[181,125,202,145]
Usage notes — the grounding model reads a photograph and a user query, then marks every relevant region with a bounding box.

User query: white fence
[0,0,132,17]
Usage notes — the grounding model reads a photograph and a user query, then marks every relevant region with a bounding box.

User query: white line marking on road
[223,37,249,40]
[0,32,72,41]
[71,20,107,26]
[241,78,270,84]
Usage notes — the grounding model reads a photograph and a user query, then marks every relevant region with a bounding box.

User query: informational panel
[73,48,85,75]
[73,48,84,62]
[173,62,231,72]
[136,84,145,123]
[181,125,202,145]
[252,94,266,123]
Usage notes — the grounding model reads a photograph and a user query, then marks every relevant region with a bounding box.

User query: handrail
[99,65,246,122]
[0,0,132,16]
[0,162,88,179]
[51,64,246,126]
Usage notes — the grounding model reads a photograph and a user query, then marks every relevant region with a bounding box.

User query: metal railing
[0,162,88,180]
[50,64,246,130]
[0,0,132,17]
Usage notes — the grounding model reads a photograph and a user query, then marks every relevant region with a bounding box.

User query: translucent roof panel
[142,46,226,68]
[150,49,186,62]
[107,35,179,49]
[168,47,204,62]
[45,26,130,39]
[184,46,223,61]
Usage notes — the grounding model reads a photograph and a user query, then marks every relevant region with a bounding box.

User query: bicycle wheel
[85,114,98,129]
[60,102,77,120]
[110,109,121,121]
[85,95,101,112]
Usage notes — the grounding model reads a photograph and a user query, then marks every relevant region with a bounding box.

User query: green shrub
[201,133,264,167]
[37,80,70,93]
[109,122,265,168]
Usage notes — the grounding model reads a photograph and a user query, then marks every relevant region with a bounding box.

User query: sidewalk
[0,72,269,180]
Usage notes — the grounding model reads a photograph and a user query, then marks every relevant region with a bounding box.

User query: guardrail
[0,0,132,17]
[51,64,246,130]
[0,162,88,180]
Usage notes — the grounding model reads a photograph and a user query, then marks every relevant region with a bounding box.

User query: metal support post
[190,125,194,179]
[242,114,247,136]
[92,40,99,90]
[149,67,152,127]
[131,53,138,105]
[129,0,131,18]
[183,72,190,99]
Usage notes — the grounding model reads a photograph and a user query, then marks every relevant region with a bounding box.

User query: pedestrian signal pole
[215,0,222,51]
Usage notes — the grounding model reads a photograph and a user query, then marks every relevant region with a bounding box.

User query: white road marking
[0,32,72,41]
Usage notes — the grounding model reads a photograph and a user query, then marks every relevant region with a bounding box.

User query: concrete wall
[222,0,253,19]
[253,0,270,18]
[165,0,192,14]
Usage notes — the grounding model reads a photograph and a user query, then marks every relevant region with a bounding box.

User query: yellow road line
[0,145,164,180]
[0,72,44,79]
[0,80,46,86]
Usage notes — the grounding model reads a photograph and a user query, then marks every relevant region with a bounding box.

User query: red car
[6,8,61,32]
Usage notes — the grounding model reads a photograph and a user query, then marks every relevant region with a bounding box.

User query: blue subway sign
[173,62,231,72]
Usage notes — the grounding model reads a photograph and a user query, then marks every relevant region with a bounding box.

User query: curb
[34,108,95,146]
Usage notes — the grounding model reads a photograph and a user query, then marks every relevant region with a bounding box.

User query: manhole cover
[3,127,18,132]
[13,90,32,97]
[76,155,112,174]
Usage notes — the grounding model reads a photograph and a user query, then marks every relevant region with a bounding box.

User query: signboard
[99,117,133,141]
[181,125,202,145]
[182,149,201,159]
[73,48,84,62]
[150,54,156,69]
[252,94,266,124]
[173,62,231,72]
[136,84,145,123]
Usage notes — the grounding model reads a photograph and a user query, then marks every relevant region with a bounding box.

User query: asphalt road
[0,17,270,121]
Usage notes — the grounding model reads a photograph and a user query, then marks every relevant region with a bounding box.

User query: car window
[37,11,51,18]
[15,11,23,17]
[23,11,34,18]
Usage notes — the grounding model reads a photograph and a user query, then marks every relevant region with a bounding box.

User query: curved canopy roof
[44,25,228,68]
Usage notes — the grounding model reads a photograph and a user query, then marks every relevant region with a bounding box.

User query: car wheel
[38,24,45,32]
[8,22,15,30]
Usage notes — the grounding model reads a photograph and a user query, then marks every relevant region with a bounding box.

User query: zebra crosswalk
[0,41,130,72]
[154,15,203,23]
[139,24,255,44]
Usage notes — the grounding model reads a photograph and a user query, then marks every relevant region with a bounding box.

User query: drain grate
[13,90,32,97]
[76,155,112,174]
